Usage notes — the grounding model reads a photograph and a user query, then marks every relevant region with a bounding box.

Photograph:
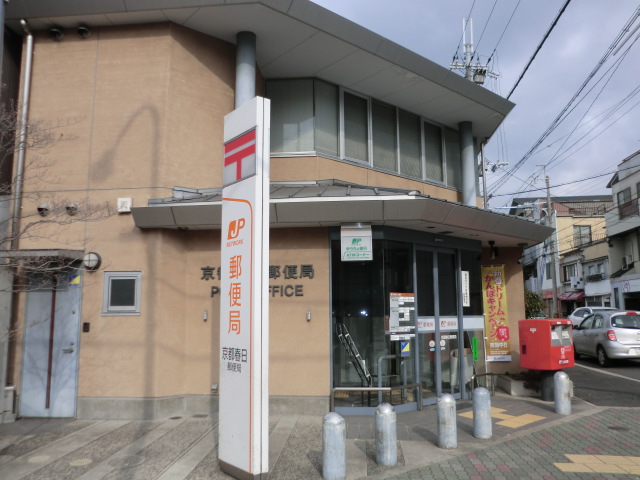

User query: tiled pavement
[0,393,638,479]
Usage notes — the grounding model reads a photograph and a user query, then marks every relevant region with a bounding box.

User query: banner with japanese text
[482,265,512,361]
[219,97,270,478]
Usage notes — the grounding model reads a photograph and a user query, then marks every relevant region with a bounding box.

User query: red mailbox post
[519,318,574,401]
[519,318,574,370]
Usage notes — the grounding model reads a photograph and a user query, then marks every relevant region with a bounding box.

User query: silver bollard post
[323,412,346,480]
[554,371,571,415]
[437,393,457,449]
[375,403,397,466]
[472,387,492,439]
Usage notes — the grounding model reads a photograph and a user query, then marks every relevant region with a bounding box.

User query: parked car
[568,306,617,327]
[573,310,640,367]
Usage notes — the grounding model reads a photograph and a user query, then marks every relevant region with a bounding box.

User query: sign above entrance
[340,224,372,261]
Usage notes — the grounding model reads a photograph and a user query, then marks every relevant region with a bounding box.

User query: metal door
[20,273,81,417]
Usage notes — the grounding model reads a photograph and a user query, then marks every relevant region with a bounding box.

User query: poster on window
[482,265,512,361]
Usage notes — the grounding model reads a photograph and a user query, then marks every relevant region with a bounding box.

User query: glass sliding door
[330,228,484,412]
[415,248,460,404]
[332,239,413,411]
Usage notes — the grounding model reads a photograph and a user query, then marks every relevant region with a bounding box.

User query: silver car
[573,310,640,367]
[568,306,617,327]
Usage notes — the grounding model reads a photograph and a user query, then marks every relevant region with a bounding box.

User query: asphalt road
[567,357,640,407]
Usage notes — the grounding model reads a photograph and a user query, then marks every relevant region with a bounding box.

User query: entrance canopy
[132,180,554,247]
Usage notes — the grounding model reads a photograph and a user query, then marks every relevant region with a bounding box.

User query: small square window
[103,272,141,315]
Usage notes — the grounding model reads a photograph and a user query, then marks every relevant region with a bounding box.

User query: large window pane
[444,128,461,189]
[437,252,458,316]
[344,92,368,162]
[314,80,339,157]
[399,110,422,178]
[372,101,397,171]
[267,79,314,153]
[424,122,443,182]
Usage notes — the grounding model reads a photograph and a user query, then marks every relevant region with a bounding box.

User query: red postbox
[518,318,574,370]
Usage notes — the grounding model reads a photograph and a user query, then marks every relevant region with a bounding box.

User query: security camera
[77,25,91,39]
[49,27,64,41]
[37,203,51,217]
[66,202,79,215]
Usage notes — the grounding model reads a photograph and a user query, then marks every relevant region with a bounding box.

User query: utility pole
[481,141,488,209]
[544,174,558,318]
[450,18,499,85]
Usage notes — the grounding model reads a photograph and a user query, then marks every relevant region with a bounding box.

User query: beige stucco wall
[272,156,462,203]
[556,216,607,255]
[13,23,237,398]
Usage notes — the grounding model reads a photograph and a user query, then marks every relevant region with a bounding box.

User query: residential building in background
[511,196,612,317]
[606,149,640,309]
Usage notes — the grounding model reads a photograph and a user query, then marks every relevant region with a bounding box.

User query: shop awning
[558,292,585,301]
[131,180,554,248]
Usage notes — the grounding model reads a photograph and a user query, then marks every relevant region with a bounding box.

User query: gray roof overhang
[6,0,513,139]
[131,182,553,247]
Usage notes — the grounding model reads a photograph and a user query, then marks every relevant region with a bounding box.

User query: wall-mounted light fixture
[77,25,91,39]
[49,27,64,41]
[82,252,101,271]
[66,201,79,215]
[37,202,51,217]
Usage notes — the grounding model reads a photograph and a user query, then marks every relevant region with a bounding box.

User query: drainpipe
[235,31,256,109]
[459,121,475,207]
[2,20,34,423]
[0,1,6,87]
[11,20,34,250]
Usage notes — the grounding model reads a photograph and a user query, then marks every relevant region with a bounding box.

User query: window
[444,128,462,189]
[103,272,141,315]
[618,187,636,219]
[343,92,369,162]
[371,100,397,172]
[266,78,467,188]
[546,262,552,280]
[398,110,421,178]
[573,225,591,246]
[424,121,443,182]
[267,79,314,153]
[314,80,339,156]
[563,263,577,282]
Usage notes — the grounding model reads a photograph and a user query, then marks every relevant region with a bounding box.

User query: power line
[488,5,640,198]
[486,0,522,65]
[506,0,571,100]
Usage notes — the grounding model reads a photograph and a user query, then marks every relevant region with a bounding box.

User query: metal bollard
[375,403,397,466]
[554,371,571,415]
[322,412,346,480]
[437,393,457,449]
[472,387,492,439]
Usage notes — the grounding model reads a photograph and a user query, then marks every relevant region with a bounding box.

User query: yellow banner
[482,265,512,361]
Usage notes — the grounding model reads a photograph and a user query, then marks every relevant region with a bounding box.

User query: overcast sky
[312,0,640,209]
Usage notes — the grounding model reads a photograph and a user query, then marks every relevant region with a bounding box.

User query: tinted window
[580,316,594,329]
[611,315,640,329]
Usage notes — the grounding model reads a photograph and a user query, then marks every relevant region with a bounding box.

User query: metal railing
[470,372,498,396]
[330,384,423,412]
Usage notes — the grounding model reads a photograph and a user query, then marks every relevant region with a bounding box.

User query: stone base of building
[75,394,329,420]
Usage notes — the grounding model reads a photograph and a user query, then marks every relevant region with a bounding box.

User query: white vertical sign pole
[219,96,270,479]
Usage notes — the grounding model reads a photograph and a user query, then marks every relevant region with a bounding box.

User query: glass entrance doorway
[331,229,485,413]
